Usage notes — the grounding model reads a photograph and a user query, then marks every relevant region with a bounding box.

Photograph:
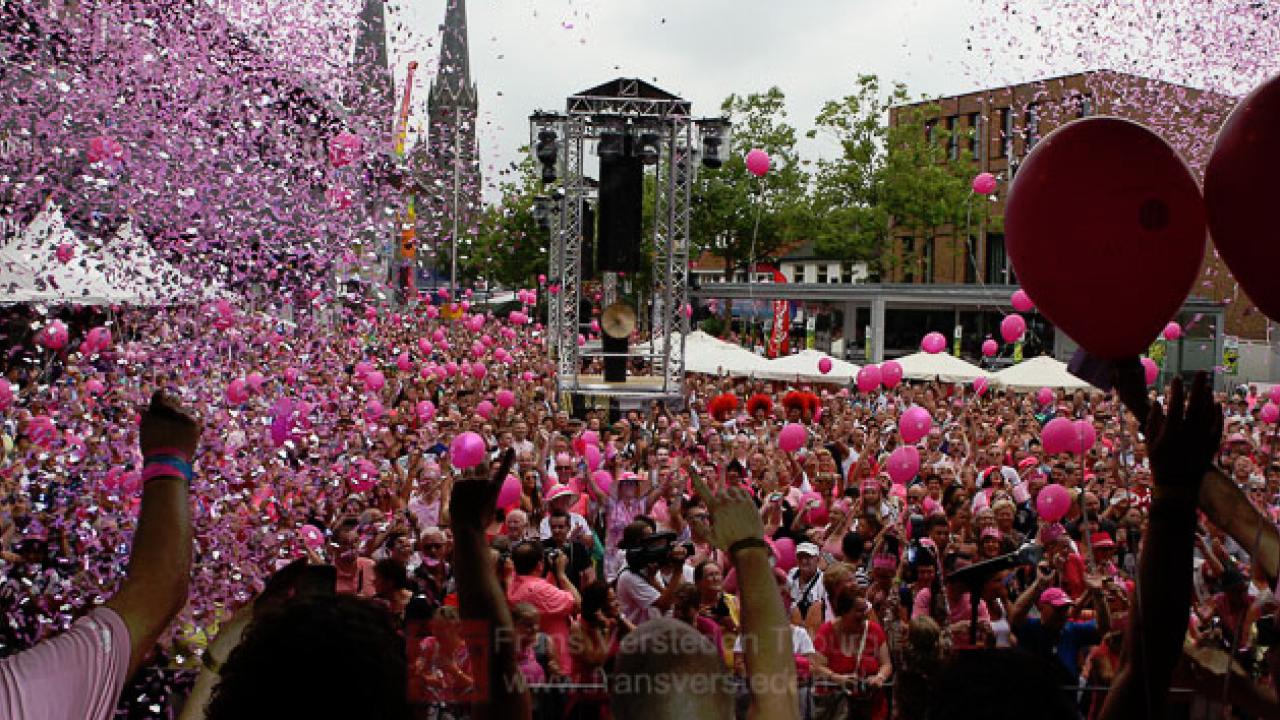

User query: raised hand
[690,469,766,551]
[449,448,516,532]
[139,391,201,459]
[1145,373,1222,490]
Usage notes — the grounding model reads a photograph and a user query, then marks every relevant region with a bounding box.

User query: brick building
[884,70,1260,339]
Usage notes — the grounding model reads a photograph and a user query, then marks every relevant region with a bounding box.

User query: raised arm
[450,449,532,720]
[1101,373,1221,720]
[692,473,798,720]
[106,391,201,679]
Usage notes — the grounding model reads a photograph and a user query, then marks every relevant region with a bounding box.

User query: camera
[625,531,676,569]
[544,547,562,567]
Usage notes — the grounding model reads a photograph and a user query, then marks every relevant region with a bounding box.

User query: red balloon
[1206,73,1280,323]
[1005,118,1205,359]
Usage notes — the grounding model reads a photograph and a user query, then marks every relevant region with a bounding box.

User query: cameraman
[508,538,580,673]
[543,509,594,590]
[616,525,684,626]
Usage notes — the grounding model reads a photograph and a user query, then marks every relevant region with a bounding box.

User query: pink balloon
[53,242,73,265]
[1037,484,1072,523]
[1263,403,1279,424]
[226,379,249,405]
[85,326,112,352]
[972,172,998,195]
[745,148,770,177]
[299,524,325,550]
[591,470,613,496]
[1070,419,1097,455]
[973,377,989,396]
[328,131,363,167]
[1141,357,1159,385]
[887,446,921,485]
[496,474,522,511]
[880,360,903,389]
[364,399,384,421]
[900,406,932,443]
[419,338,433,354]
[1011,289,1035,313]
[470,363,487,379]
[85,379,105,396]
[1270,385,1280,405]
[1000,314,1027,344]
[417,400,436,421]
[778,422,807,453]
[772,537,797,571]
[38,320,68,350]
[1036,387,1054,406]
[449,431,488,469]
[1041,417,1076,454]
[397,352,413,372]
[86,135,124,164]
[496,389,515,408]
[857,364,882,393]
[584,444,602,472]
[246,372,265,393]
[364,370,385,391]
[981,339,999,357]
[0,378,11,411]
[476,400,495,419]
[1162,321,1182,341]
[818,356,833,375]
[921,332,947,354]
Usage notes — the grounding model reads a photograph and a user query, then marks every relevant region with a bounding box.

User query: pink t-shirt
[508,574,576,671]
[0,606,131,720]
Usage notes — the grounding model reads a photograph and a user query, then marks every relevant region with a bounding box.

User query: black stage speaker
[597,144,643,273]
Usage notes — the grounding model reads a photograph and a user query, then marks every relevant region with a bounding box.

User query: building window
[968,112,980,156]
[999,107,1013,158]
[946,116,958,160]
[1024,102,1041,150]
[985,233,1009,284]
[842,264,854,284]
[925,119,937,145]
[816,264,828,283]
[828,265,840,283]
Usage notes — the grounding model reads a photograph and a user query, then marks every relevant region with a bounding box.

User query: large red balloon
[1005,117,1205,359]
[1205,73,1280,323]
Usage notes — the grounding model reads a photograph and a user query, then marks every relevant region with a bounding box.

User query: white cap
[796,542,820,557]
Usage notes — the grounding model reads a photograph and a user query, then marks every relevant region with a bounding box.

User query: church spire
[350,0,394,143]
[430,0,477,108]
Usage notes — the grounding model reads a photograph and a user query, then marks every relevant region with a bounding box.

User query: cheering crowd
[0,297,1278,719]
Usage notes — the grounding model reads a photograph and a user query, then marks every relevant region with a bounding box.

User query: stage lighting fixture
[597,129,624,159]
[532,195,553,230]
[696,117,732,169]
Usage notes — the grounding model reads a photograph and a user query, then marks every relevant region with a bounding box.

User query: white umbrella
[893,351,991,384]
[759,349,859,384]
[993,355,1095,391]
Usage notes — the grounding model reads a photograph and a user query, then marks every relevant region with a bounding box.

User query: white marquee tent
[893,351,992,384]
[0,206,133,305]
[638,331,771,377]
[760,349,859,384]
[992,355,1096,392]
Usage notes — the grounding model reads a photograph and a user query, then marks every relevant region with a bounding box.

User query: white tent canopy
[0,205,135,305]
[638,331,771,377]
[760,349,859,384]
[993,355,1096,392]
[102,220,221,303]
[893,351,991,384]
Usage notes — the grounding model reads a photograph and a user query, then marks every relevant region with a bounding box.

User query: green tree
[691,87,810,282]
[463,156,548,289]
[807,75,983,280]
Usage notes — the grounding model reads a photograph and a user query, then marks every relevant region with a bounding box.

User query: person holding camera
[507,537,581,674]
[543,509,594,590]
[616,524,685,626]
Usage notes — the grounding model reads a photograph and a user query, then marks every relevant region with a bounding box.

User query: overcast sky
[382,0,1019,200]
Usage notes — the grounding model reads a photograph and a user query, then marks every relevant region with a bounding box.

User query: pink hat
[980,527,1001,540]
[546,484,580,504]
[1017,457,1039,470]
[1040,522,1067,544]
[1039,587,1073,607]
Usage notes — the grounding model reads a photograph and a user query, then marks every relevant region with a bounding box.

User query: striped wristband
[142,454,194,484]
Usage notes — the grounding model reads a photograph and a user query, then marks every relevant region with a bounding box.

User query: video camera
[624,531,677,570]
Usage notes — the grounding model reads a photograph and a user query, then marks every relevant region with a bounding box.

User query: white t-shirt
[788,568,827,614]
[617,568,665,626]
[733,624,815,655]
[537,511,592,541]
